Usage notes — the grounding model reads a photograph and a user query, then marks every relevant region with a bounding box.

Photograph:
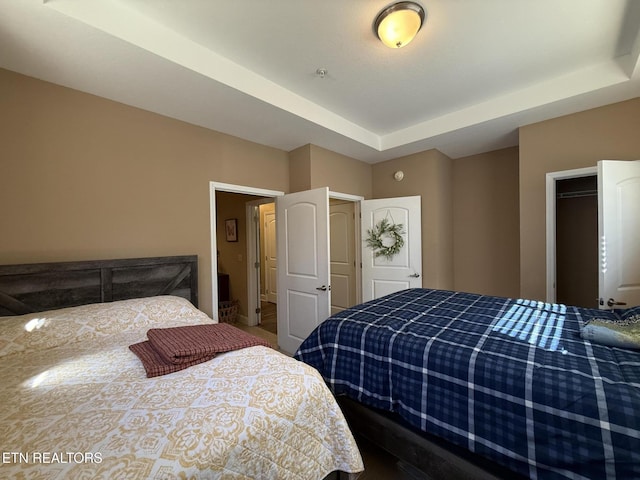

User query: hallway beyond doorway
[259,301,277,335]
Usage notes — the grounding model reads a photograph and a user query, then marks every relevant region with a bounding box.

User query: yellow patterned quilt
[0,296,363,479]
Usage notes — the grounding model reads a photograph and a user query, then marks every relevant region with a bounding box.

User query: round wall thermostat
[393,170,404,181]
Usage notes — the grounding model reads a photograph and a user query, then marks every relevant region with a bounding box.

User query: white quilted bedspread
[0,296,363,479]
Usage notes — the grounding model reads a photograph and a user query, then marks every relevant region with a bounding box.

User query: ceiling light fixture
[374,1,425,49]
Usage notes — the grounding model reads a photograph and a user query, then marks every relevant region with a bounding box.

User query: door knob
[409,273,420,278]
[316,285,331,291]
[607,298,627,308]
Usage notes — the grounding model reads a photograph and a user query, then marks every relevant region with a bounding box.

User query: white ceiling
[2,0,640,163]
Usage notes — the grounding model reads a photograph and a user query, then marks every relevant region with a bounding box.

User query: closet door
[598,160,640,308]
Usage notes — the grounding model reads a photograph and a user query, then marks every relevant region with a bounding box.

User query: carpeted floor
[235,323,278,350]
[259,301,277,335]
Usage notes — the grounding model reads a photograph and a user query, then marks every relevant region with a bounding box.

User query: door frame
[330,191,364,306]
[209,183,362,323]
[545,166,597,303]
[245,197,277,326]
[209,182,284,322]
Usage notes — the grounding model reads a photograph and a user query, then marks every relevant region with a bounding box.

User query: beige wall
[0,68,290,316]
[288,144,312,193]
[372,149,454,290]
[308,145,373,199]
[453,147,520,297]
[519,98,640,301]
[7,68,634,313]
[289,144,373,199]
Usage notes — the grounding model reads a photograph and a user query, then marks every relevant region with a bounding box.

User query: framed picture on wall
[225,218,238,242]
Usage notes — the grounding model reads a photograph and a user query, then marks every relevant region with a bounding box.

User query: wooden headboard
[0,256,198,316]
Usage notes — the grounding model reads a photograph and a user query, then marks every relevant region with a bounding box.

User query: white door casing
[598,159,640,309]
[330,201,357,315]
[209,182,284,323]
[276,187,330,354]
[361,196,422,301]
[545,167,597,303]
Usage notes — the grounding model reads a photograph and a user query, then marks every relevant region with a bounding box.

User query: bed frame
[0,255,198,316]
[337,397,525,480]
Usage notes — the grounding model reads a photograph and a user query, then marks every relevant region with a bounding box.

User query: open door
[263,205,278,304]
[330,200,357,315]
[276,187,330,354]
[361,196,422,301]
[598,160,640,309]
[276,190,421,353]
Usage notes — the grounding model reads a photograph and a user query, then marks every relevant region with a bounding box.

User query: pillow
[580,312,640,350]
[0,295,211,358]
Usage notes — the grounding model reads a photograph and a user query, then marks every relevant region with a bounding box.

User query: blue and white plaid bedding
[294,289,640,479]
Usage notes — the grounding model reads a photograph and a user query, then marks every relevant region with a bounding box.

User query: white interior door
[330,201,356,315]
[598,159,640,309]
[276,187,330,354]
[361,196,422,301]
[264,207,278,303]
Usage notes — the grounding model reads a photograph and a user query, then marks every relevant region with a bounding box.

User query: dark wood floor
[355,435,429,479]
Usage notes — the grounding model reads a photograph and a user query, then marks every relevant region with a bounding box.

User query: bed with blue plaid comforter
[294,289,640,480]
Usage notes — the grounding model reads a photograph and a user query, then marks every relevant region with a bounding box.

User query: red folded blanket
[129,323,272,377]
